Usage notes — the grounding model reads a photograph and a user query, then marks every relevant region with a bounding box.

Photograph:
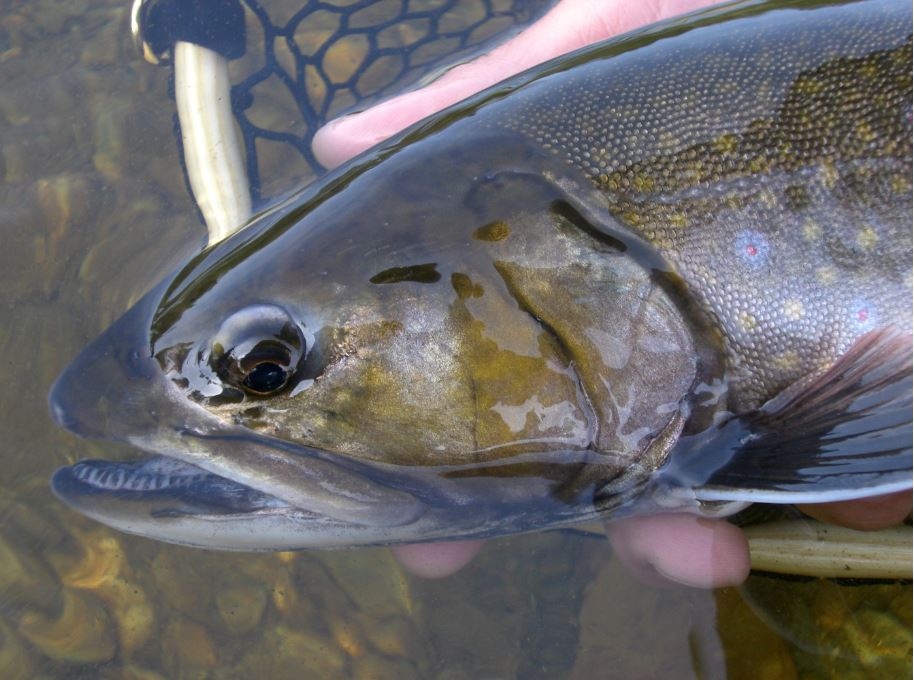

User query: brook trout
[49,0,912,549]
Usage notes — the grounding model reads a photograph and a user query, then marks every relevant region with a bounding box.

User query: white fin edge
[691,477,912,505]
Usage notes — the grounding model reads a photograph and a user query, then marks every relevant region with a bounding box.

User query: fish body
[50,0,912,549]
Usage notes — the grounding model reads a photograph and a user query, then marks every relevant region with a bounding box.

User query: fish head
[50,132,705,548]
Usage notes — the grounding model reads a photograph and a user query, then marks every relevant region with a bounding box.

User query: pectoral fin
[666,328,913,504]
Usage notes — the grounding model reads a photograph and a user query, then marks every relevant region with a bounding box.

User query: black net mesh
[205,0,553,206]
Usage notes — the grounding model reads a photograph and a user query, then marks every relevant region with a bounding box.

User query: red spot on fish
[736,231,769,266]
[850,299,877,331]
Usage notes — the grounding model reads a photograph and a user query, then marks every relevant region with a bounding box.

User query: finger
[313,0,720,168]
[389,539,485,579]
[797,490,912,531]
[605,513,750,589]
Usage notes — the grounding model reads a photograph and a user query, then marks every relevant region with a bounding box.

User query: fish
[49,0,912,550]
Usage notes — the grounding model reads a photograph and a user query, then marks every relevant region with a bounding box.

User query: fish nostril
[126,347,159,381]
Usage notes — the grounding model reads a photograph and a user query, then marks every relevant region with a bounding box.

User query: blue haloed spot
[733,230,770,268]
[849,299,878,332]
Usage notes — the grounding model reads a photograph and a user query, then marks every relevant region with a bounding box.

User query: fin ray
[670,328,912,504]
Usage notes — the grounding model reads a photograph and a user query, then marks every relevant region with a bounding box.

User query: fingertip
[606,514,750,589]
[390,540,485,579]
[651,517,749,589]
[798,490,912,531]
[705,518,751,587]
[313,81,469,168]
[311,99,429,168]
[312,116,373,169]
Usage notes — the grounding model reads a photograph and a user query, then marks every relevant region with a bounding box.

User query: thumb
[313,0,719,168]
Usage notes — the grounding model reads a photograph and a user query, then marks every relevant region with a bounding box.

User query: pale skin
[313,0,912,586]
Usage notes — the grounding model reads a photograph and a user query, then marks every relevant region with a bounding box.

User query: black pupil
[242,363,287,393]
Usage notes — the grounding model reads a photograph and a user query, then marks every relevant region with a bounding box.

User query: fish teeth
[73,462,168,491]
[69,456,218,492]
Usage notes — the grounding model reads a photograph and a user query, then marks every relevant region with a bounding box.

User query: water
[0,0,909,677]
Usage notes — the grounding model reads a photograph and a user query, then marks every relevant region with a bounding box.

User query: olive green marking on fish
[369,263,441,284]
[856,226,878,251]
[472,221,511,242]
[784,185,811,211]
[451,273,484,299]
[449,293,588,454]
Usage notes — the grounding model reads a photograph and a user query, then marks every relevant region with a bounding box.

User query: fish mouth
[49,401,629,544]
[49,445,618,549]
[48,395,442,545]
[50,455,370,550]
[52,456,290,516]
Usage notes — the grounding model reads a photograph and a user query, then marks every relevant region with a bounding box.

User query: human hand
[383,491,912,584]
[313,0,717,167]
[312,0,911,586]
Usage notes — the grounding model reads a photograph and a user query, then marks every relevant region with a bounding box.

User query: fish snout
[49,290,165,440]
[49,340,157,439]
[48,375,81,432]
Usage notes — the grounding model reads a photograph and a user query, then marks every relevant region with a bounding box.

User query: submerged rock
[214,572,267,636]
[19,588,116,664]
[57,528,155,655]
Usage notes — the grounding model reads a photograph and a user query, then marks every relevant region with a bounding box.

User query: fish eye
[209,305,305,397]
